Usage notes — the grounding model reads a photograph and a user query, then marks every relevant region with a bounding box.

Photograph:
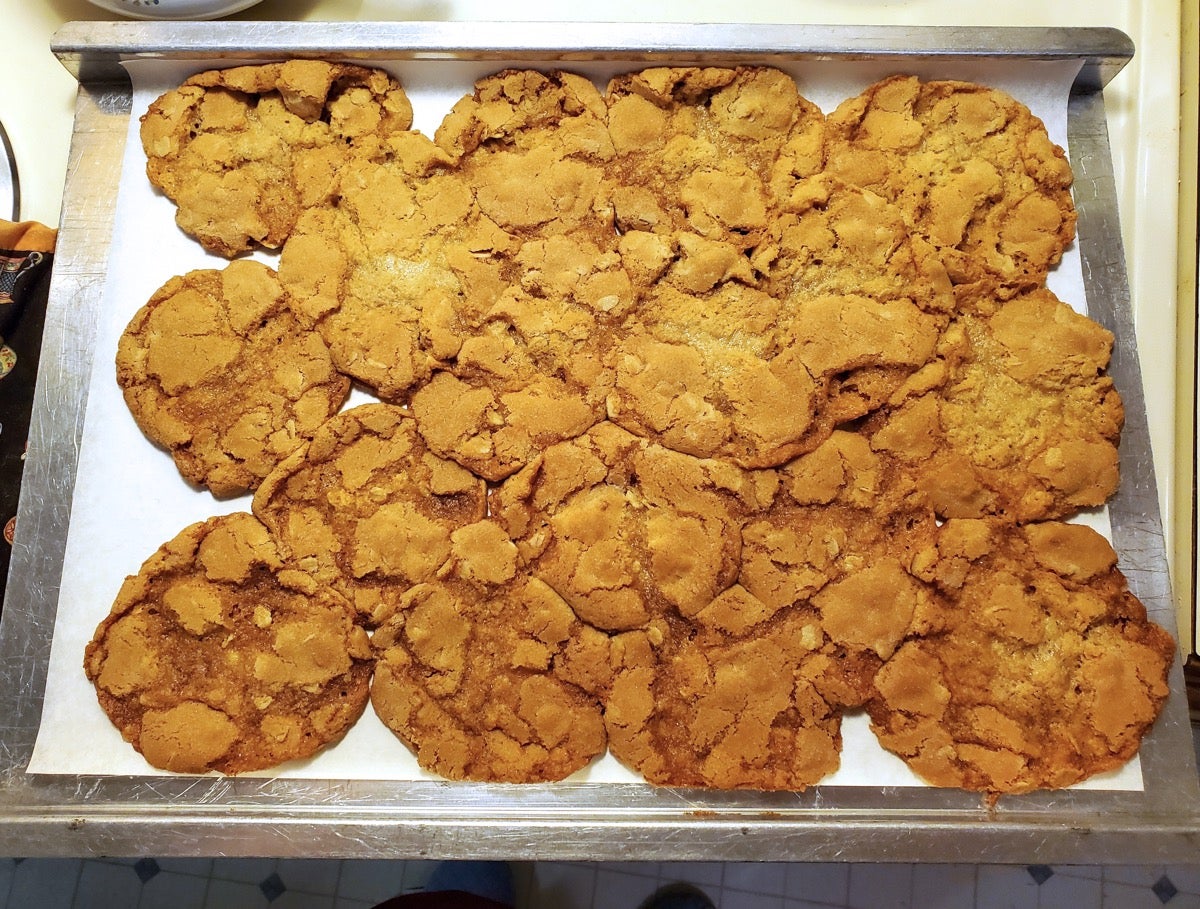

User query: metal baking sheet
[0,20,1197,860]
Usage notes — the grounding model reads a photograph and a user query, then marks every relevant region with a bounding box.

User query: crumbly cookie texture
[604,281,822,467]
[604,176,954,468]
[114,63,1174,793]
[492,421,776,633]
[84,512,373,774]
[116,259,350,498]
[823,74,1077,297]
[867,519,1175,794]
[251,403,487,628]
[370,520,609,782]
[602,488,939,791]
[277,130,495,403]
[141,60,415,256]
[866,288,1123,521]
[603,66,825,296]
[603,612,845,790]
[398,70,626,480]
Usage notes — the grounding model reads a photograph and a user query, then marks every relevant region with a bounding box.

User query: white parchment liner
[28,54,1139,790]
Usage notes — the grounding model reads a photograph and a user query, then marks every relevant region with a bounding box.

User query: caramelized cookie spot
[867,519,1174,795]
[252,404,487,627]
[117,260,350,498]
[85,513,372,774]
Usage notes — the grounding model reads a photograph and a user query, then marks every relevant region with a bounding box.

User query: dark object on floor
[637,882,718,909]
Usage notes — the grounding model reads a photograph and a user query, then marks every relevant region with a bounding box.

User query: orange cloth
[0,219,56,253]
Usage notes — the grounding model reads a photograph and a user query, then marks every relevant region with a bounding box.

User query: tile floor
[1,857,1200,908]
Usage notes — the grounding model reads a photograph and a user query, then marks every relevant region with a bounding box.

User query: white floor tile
[1100,880,1179,909]
[138,869,209,909]
[8,858,81,908]
[1163,865,1200,895]
[846,863,913,909]
[782,899,849,909]
[784,863,848,905]
[974,865,1039,909]
[910,864,975,909]
[211,858,277,886]
[594,867,662,908]
[73,861,143,909]
[721,890,784,909]
[1055,865,1102,881]
[154,858,214,878]
[724,863,788,896]
[1036,869,1102,909]
[273,889,339,909]
[400,860,438,893]
[334,861,407,904]
[529,862,596,909]
[202,878,270,909]
[275,859,342,896]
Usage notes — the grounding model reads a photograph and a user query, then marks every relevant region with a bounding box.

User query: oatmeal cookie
[251,403,487,627]
[868,519,1175,794]
[370,519,610,782]
[84,512,372,774]
[116,259,350,498]
[603,66,825,295]
[603,611,845,790]
[395,71,630,476]
[277,135,503,403]
[408,285,612,483]
[141,60,415,256]
[492,421,775,633]
[865,288,1123,521]
[604,281,824,468]
[823,74,1077,296]
[606,176,953,468]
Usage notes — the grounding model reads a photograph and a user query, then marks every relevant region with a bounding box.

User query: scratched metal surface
[0,21,1196,860]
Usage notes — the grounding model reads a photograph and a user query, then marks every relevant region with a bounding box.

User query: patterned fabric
[0,238,52,607]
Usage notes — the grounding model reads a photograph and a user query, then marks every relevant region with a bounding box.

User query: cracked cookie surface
[251,403,487,627]
[370,520,610,782]
[492,422,775,633]
[116,259,350,498]
[603,66,825,296]
[141,60,415,256]
[84,512,373,774]
[823,74,1077,297]
[867,519,1174,794]
[865,288,1123,522]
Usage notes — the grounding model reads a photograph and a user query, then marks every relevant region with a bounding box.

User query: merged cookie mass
[84,61,1173,795]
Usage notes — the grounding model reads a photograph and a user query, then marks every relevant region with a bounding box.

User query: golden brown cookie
[865,288,1123,521]
[868,519,1175,795]
[823,74,1077,296]
[141,60,415,256]
[394,70,631,477]
[116,259,350,498]
[84,512,372,774]
[606,176,953,468]
[436,69,617,242]
[251,403,487,627]
[370,519,610,782]
[408,285,612,483]
[276,132,496,403]
[603,612,844,790]
[604,66,825,295]
[603,281,824,468]
[492,421,775,633]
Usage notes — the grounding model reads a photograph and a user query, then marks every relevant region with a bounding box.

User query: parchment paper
[28,54,1139,790]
